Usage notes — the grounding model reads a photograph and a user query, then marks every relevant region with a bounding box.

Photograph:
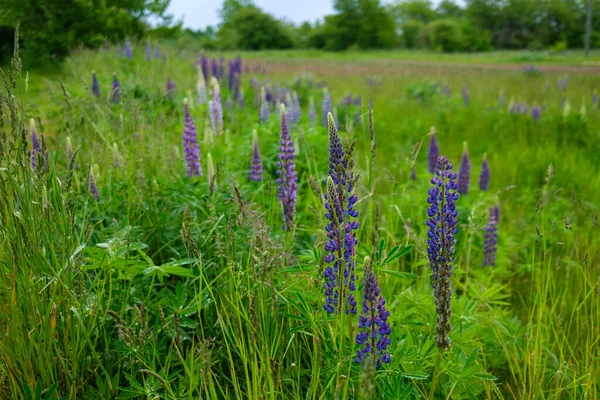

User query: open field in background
[1,42,599,399]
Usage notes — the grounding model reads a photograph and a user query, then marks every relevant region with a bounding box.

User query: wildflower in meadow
[145,42,151,61]
[166,76,176,98]
[410,166,417,180]
[483,206,500,267]
[462,85,470,106]
[322,88,332,126]
[259,87,270,123]
[197,66,207,105]
[457,142,471,195]
[182,98,202,177]
[200,53,208,79]
[209,77,223,135]
[249,130,263,182]
[124,38,133,59]
[154,43,160,59]
[308,96,316,124]
[355,257,391,368]
[479,153,490,191]
[89,167,99,199]
[531,104,541,121]
[427,127,439,174]
[29,119,41,170]
[276,105,297,231]
[323,112,358,315]
[91,72,101,98]
[211,58,218,79]
[426,156,459,351]
[111,74,120,103]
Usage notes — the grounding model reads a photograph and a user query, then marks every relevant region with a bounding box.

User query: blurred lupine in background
[249,130,263,182]
[111,74,120,103]
[458,142,470,195]
[592,89,597,106]
[426,156,459,351]
[29,119,41,170]
[91,72,100,98]
[182,98,202,177]
[531,104,541,121]
[308,96,316,124]
[197,66,206,105]
[200,52,208,79]
[483,206,500,267]
[479,153,490,191]
[166,76,176,99]
[323,112,359,314]
[124,38,133,59]
[145,42,151,61]
[322,88,332,126]
[259,87,270,123]
[462,85,470,106]
[154,43,160,59]
[89,167,99,199]
[276,105,297,231]
[355,257,391,368]
[209,77,223,135]
[427,127,439,174]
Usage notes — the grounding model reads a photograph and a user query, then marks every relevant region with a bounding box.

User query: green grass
[0,42,599,399]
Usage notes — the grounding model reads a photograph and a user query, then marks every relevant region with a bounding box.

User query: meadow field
[1,36,599,399]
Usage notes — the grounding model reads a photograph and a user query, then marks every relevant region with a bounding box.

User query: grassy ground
[0,42,599,399]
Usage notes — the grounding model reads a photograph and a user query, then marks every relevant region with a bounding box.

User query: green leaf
[383,245,413,265]
[381,270,419,279]
[473,373,497,380]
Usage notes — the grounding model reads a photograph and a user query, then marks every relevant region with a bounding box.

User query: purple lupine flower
[276,104,297,231]
[355,257,391,368]
[166,76,176,98]
[592,90,598,106]
[182,98,202,176]
[218,56,225,81]
[426,155,459,351]
[92,72,101,98]
[461,85,470,106]
[111,74,120,103]
[154,43,160,60]
[146,42,151,61]
[410,166,417,180]
[211,58,218,79]
[259,87,270,123]
[29,119,41,170]
[249,130,263,181]
[483,206,499,267]
[89,168,99,199]
[209,77,223,135]
[200,53,208,79]
[427,128,439,174]
[457,142,470,195]
[322,88,332,126]
[272,83,280,106]
[323,112,358,315]
[479,153,490,191]
[124,38,133,59]
[531,104,541,121]
[308,96,316,124]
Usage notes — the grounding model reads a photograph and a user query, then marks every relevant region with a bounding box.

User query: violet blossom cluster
[483,206,500,267]
[209,77,223,135]
[182,98,202,177]
[249,130,263,182]
[276,105,298,231]
[479,153,490,191]
[457,142,470,195]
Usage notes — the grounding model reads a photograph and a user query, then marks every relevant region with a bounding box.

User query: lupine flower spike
[308,96,316,124]
[276,105,297,231]
[426,156,459,351]
[483,206,500,267]
[145,41,151,61]
[124,38,133,59]
[209,77,223,135]
[531,104,541,121]
[462,85,470,106]
[166,76,176,98]
[89,167,100,199]
[111,74,120,103]
[427,127,439,174]
[457,142,470,195]
[355,257,391,368]
[479,153,490,191]
[259,87,270,123]
[29,119,41,170]
[322,88,332,126]
[323,112,359,315]
[182,98,202,176]
[250,130,263,181]
[92,72,101,98]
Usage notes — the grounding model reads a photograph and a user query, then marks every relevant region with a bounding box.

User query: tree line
[0,0,597,64]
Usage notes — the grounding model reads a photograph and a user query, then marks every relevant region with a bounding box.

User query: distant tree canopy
[0,0,172,64]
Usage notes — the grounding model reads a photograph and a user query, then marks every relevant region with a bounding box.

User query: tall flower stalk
[276,105,297,231]
[483,206,500,267]
[92,72,101,98]
[457,142,470,195]
[197,66,207,105]
[322,88,332,126]
[250,130,263,181]
[111,74,120,103]
[323,112,359,315]
[29,119,41,170]
[355,257,391,368]
[479,153,490,191]
[427,127,439,174]
[426,156,459,351]
[182,98,202,177]
[209,77,223,135]
[259,87,270,123]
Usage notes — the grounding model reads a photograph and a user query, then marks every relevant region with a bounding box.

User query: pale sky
[167,0,395,30]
